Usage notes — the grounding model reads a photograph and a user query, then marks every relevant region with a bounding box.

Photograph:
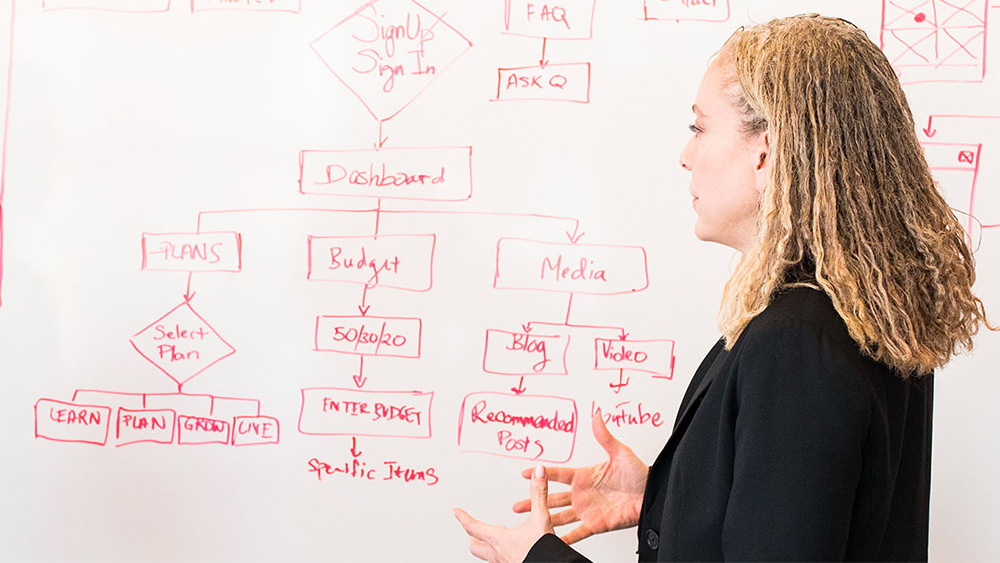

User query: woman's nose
[679,138,693,171]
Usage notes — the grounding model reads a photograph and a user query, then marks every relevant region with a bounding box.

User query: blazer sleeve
[722,318,872,561]
[523,534,592,563]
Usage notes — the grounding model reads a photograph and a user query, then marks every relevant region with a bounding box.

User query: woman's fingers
[529,466,549,516]
[454,508,498,543]
[468,537,492,561]
[592,410,622,457]
[513,491,572,513]
[550,507,579,527]
[521,465,576,485]
[561,524,595,546]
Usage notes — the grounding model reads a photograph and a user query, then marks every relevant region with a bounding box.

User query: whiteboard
[0,0,997,561]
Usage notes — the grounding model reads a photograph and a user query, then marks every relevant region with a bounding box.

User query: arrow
[610,369,630,394]
[358,284,371,316]
[183,273,196,302]
[350,437,362,458]
[565,222,585,244]
[511,376,527,395]
[374,121,389,150]
[353,356,368,388]
[539,38,549,68]
[521,323,532,333]
[619,329,629,341]
[922,116,936,138]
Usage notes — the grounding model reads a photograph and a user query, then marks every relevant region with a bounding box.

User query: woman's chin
[693,222,713,243]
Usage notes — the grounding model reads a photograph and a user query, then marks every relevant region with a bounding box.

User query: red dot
[914,13,927,23]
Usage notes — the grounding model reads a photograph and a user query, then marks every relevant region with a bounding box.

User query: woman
[454,14,993,562]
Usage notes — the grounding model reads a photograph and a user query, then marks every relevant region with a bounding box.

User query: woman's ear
[753,130,770,195]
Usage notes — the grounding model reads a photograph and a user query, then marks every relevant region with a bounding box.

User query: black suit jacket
[526,287,933,562]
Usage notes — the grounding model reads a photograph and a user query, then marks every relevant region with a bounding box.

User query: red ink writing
[469,400,575,433]
[320,163,446,188]
[542,255,607,282]
[49,407,102,425]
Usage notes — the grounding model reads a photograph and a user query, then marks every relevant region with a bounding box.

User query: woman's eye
[688,123,702,134]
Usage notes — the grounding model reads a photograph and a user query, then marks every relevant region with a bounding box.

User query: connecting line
[0,0,18,308]
[196,207,580,234]
[71,389,262,417]
[527,320,627,339]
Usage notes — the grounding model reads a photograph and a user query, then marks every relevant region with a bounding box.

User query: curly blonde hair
[716,14,994,376]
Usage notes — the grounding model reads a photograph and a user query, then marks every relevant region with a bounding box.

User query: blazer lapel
[672,351,724,432]
[639,340,729,520]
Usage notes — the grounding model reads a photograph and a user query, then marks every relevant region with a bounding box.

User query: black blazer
[526,287,933,562]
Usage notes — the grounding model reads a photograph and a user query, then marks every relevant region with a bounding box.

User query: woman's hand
[512,411,649,545]
[454,466,555,563]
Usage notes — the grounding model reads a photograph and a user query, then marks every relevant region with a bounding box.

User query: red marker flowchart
[30,0,677,471]
[21,0,993,483]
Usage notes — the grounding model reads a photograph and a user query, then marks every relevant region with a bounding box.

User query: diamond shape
[311,0,473,121]
[130,300,235,389]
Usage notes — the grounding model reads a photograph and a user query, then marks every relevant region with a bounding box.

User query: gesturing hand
[512,411,649,545]
[454,466,555,563]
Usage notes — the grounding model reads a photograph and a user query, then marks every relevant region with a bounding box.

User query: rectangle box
[923,143,980,172]
[232,416,280,446]
[494,238,649,295]
[116,408,176,446]
[594,338,675,378]
[35,399,112,446]
[643,0,730,22]
[307,234,435,291]
[192,0,300,12]
[458,392,577,463]
[43,0,170,11]
[923,143,981,219]
[503,0,596,39]
[298,388,433,438]
[315,315,422,358]
[299,147,473,201]
[141,232,242,272]
[496,63,590,103]
[483,329,569,375]
[177,415,231,445]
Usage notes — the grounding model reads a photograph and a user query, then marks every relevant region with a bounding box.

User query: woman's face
[679,61,769,254]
